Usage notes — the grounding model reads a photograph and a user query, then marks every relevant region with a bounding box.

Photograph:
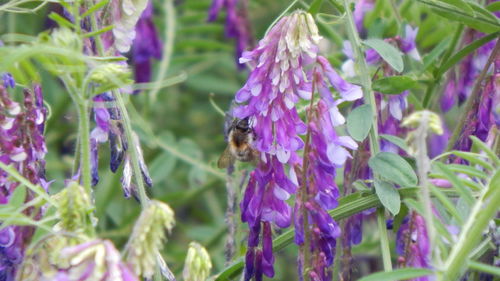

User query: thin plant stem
[388,0,402,27]
[445,39,500,152]
[77,101,92,194]
[149,0,176,104]
[298,77,317,279]
[414,111,440,266]
[342,0,392,271]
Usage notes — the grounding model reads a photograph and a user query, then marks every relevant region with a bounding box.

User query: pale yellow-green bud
[50,28,82,51]
[182,242,212,281]
[89,63,132,87]
[124,200,175,279]
[52,181,93,233]
[402,110,443,135]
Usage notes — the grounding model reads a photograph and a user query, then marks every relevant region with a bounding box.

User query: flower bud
[124,200,175,279]
[50,28,82,51]
[402,110,443,135]
[89,63,132,87]
[182,242,212,281]
[52,181,94,233]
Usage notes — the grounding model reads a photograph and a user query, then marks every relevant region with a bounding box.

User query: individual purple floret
[132,1,162,85]
[1,73,15,89]
[0,84,48,281]
[353,0,374,34]
[208,0,253,68]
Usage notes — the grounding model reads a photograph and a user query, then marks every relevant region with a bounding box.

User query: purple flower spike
[208,0,253,68]
[0,84,48,280]
[132,0,162,85]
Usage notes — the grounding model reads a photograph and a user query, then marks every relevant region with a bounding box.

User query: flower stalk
[342,0,392,271]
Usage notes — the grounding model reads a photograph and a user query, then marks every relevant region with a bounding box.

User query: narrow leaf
[358,268,433,281]
[374,180,401,215]
[437,32,499,77]
[372,75,417,94]
[347,104,373,141]
[364,38,404,72]
[368,152,418,186]
[380,134,409,152]
[434,162,474,205]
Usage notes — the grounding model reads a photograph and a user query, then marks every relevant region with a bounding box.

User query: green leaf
[346,104,373,141]
[308,0,324,15]
[363,38,404,72]
[372,76,417,94]
[437,32,499,78]
[438,0,474,15]
[380,134,409,152]
[469,260,500,277]
[48,12,76,29]
[422,37,450,71]
[357,268,433,281]
[418,0,500,33]
[374,179,401,215]
[470,136,500,166]
[434,162,474,205]
[8,185,27,209]
[486,1,500,13]
[368,152,418,186]
[81,0,110,18]
[149,151,177,186]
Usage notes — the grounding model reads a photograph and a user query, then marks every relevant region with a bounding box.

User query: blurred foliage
[0,0,498,279]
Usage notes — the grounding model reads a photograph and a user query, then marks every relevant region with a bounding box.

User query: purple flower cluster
[233,11,361,280]
[452,55,499,154]
[396,212,430,281]
[0,83,48,281]
[440,30,498,112]
[208,0,253,68]
[90,93,152,196]
[132,1,162,84]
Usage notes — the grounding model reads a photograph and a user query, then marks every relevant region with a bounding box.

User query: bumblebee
[217,117,259,169]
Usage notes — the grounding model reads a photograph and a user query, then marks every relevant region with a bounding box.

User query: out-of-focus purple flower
[396,212,431,280]
[353,0,374,34]
[401,26,421,61]
[132,1,162,85]
[440,72,456,112]
[0,84,48,280]
[208,0,253,68]
[1,73,15,89]
[90,93,152,195]
[428,124,450,158]
[452,57,498,155]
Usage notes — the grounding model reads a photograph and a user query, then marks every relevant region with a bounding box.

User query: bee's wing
[217,146,235,169]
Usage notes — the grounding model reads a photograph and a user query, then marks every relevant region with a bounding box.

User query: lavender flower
[353,0,374,34]
[208,0,253,68]
[1,73,15,89]
[0,84,48,281]
[132,1,162,84]
[396,212,431,280]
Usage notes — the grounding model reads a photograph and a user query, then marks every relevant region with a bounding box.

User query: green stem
[77,101,92,195]
[439,169,500,281]
[388,0,402,27]
[149,0,176,104]
[343,0,392,271]
[445,39,500,152]
[414,112,439,266]
[422,24,463,108]
[113,92,149,207]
